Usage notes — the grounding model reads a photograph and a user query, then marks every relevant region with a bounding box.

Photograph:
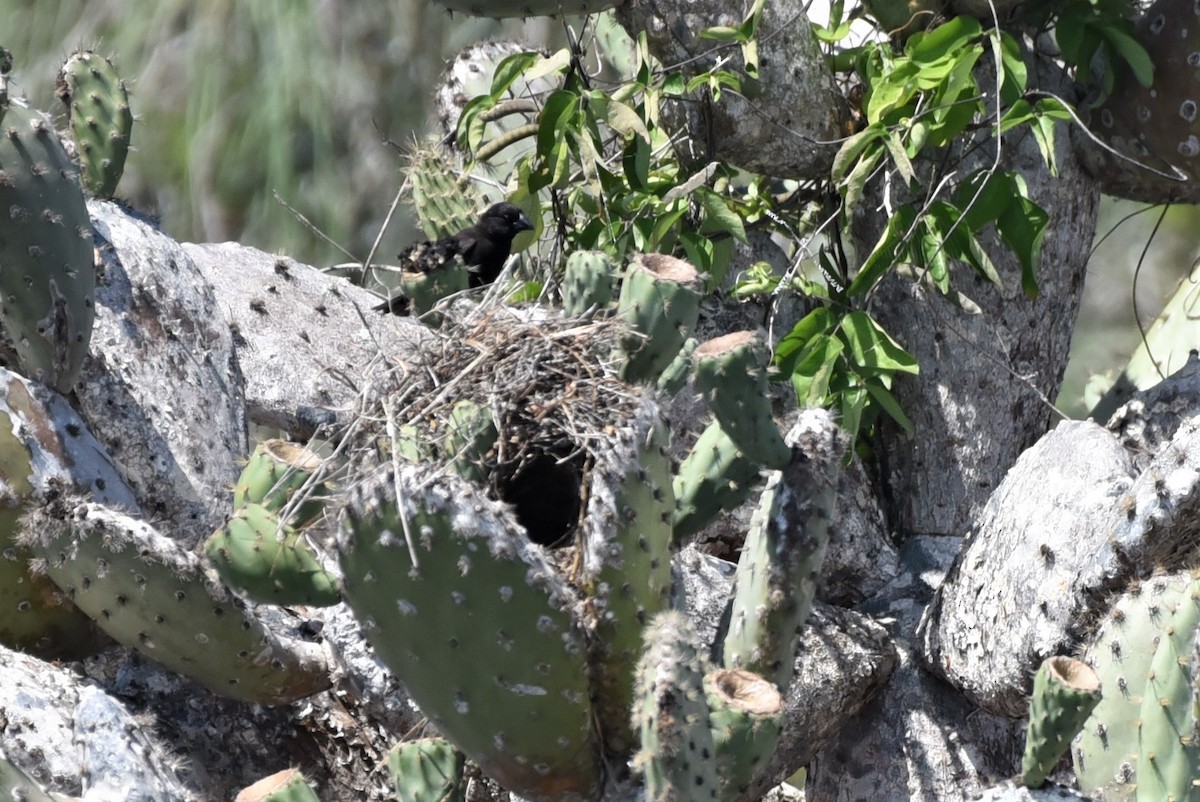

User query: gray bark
[616,0,847,179]
[863,59,1099,539]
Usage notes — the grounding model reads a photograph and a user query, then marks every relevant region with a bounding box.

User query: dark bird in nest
[374,202,534,315]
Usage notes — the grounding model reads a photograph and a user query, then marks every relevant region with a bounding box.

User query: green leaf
[457,94,492,154]
[698,190,747,243]
[790,335,844,406]
[524,48,572,82]
[1030,112,1060,176]
[776,308,836,373]
[997,31,1027,104]
[995,178,1048,298]
[700,25,742,41]
[588,93,650,142]
[917,215,951,293]
[849,206,915,296]
[742,38,760,82]
[839,311,920,375]
[832,126,886,183]
[865,63,920,122]
[537,90,580,159]
[648,204,688,250]
[839,385,868,446]
[999,99,1035,133]
[490,51,542,100]
[907,16,982,64]
[841,146,884,211]
[865,380,914,434]
[1101,24,1154,87]
[623,133,651,191]
[884,130,916,188]
[662,71,686,96]
[954,170,1013,230]
[506,281,543,303]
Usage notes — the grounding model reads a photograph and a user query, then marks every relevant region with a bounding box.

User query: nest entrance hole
[495,449,584,547]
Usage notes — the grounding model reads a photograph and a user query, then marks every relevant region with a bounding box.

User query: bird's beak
[516,212,534,232]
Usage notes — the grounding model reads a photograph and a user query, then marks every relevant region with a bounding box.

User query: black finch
[374,202,534,315]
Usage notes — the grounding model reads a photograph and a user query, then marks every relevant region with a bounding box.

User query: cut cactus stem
[633,610,720,802]
[204,502,342,607]
[387,738,467,802]
[233,438,326,527]
[721,409,844,692]
[1019,656,1101,789]
[705,668,784,802]
[562,250,616,318]
[615,254,703,384]
[693,332,792,471]
[234,768,320,802]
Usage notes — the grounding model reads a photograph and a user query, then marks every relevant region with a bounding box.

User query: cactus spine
[56,50,133,199]
[1020,656,1101,788]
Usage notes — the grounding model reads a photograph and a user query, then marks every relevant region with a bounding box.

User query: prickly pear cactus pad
[0,367,138,659]
[56,50,134,199]
[1072,572,1200,799]
[581,401,674,755]
[22,498,331,705]
[407,136,486,240]
[0,98,96,392]
[338,463,602,802]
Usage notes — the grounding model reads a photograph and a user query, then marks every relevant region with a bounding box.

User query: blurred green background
[1,0,559,265]
[2,0,1196,418]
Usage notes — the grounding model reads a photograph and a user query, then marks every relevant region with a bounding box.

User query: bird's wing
[399,236,466,274]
